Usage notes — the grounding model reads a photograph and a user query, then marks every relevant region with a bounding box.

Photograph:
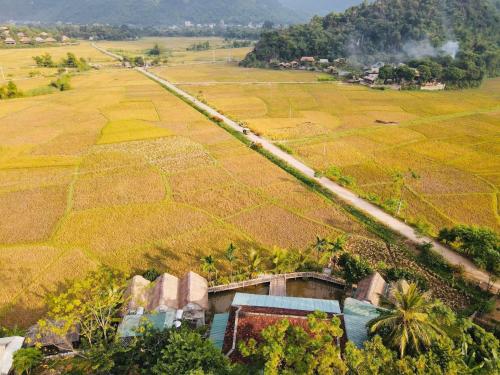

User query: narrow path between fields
[93,43,499,292]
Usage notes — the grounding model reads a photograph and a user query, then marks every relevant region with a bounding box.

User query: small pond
[208,278,345,314]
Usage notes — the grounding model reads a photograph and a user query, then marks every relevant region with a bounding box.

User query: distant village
[0,25,74,47]
[272,56,446,91]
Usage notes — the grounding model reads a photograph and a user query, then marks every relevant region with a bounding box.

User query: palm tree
[200,255,217,284]
[247,249,262,278]
[368,282,445,358]
[271,247,289,274]
[225,243,237,282]
[313,236,328,261]
[326,235,347,269]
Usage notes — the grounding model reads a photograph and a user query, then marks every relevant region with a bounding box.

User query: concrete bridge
[208,272,346,296]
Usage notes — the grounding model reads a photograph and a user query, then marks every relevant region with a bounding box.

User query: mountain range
[0,0,301,25]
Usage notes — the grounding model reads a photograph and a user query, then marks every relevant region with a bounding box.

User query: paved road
[137,67,500,293]
[137,68,499,292]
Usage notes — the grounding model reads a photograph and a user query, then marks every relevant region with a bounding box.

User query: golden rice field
[0,42,115,90]
[98,37,251,65]
[0,41,483,326]
[153,62,500,235]
[0,46,392,326]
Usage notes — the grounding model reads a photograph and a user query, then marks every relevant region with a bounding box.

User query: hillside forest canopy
[242,0,500,88]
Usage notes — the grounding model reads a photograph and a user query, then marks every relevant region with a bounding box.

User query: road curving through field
[92,42,499,292]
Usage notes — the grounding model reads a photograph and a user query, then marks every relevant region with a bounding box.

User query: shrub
[439,225,499,275]
[339,253,373,284]
[142,268,161,282]
[386,267,429,290]
[13,348,42,375]
[50,74,71,91]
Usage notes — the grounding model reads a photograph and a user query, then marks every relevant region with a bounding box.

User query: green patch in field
[98,119,172,144]
[0,155,80,170]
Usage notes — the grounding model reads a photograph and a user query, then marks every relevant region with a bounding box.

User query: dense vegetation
[0,0,301,26]
[33,52,89,71]
[242,0,500,86]
[241,286,499,374]
[439,225,500,275]
[19,268,497,374]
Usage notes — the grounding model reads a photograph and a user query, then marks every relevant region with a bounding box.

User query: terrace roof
[343,297,381,348]
[232,293,341,314]
[209,313,230,350]
[117,311,176,338]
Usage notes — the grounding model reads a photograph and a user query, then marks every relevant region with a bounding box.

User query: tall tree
[224,243,237,282]
[240,311,347,374]
[39,267,127,348]
[200,255,217,284]
[368,282,445,357]
[247,249,262,278]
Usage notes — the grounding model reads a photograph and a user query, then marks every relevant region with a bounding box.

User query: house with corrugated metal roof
[117,311,177,339]
[342,297,381,348]
[120,271,208,339]
[209,293,346,361]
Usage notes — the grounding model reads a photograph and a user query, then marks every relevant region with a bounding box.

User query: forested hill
[0,0,300,25]
[243,0,500,75]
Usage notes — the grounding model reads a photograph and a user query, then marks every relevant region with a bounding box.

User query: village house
[319,58,329,64]
[0,337,24,375]
[16,32,25,38]
[118,271,209,338]
[61,35,70,43]
[353,272,387,306]
[34,37,44,43]
[300,56,315,64]
[45,37,57,43]
[4,38,16,46]
[363,73,379,85]
[421,82,446,91]
[39,32,49,37]
[342,298,381,348]
[209,293,347,361]
[20,36,32,44]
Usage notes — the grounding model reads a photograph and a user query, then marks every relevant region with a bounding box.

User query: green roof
[209,313,229,350]
[117,311,176,338]
[343,298,381,348]
[232,293,341,314]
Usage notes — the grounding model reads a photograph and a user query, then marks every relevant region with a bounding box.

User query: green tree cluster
[33,52,90,71]
[439,225,499,275]
[0,81,22,100]
[239,284,499,374]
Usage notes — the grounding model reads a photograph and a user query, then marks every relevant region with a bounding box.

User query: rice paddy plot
[1,51,391,326]
[154,59,500,232]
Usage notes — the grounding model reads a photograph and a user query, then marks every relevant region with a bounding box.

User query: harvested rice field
[0,47,389,326]
[0,41,115,90]
[98,37,251,65]
[154,61,500,235]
